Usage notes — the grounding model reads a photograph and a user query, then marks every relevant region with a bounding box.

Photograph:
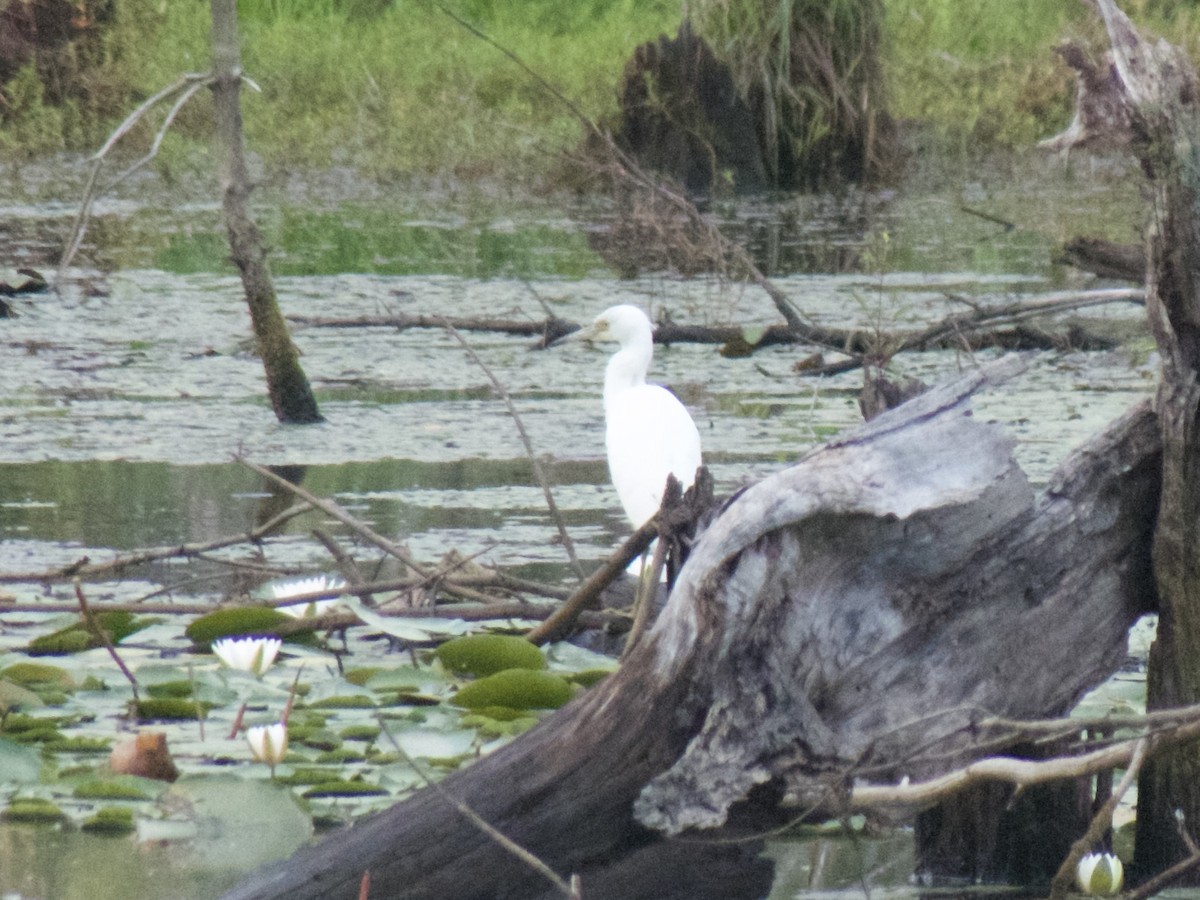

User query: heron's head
[568,305,653,347]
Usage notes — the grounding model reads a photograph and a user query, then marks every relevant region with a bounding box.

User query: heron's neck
[603,336,653,410]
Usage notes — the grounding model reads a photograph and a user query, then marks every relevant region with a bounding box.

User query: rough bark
[1080,0,1200,880]
[222,357,1159,900]
[209,0,322,424]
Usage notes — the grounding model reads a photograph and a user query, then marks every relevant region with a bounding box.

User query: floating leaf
[436,634,546,677]
[386,727,476,761]
[0,680,44,714]
[0,662,76,689]
[452,669,573,711]
[164,776,312,869]
[0,738,42,783]
[339,595,469,642]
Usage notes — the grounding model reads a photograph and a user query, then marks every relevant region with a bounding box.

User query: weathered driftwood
[1081,0,1200,878]
[222,356,1159,900]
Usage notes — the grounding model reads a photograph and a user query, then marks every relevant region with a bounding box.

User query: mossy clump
[81,806,136,835]
[338,725,381,742]
[435,634,546,678]
[302,780,388,798]
[133,698,213,721]
[73,780,154,801]
[2,798,66,824]
[451,668,572,711]
[184,608,291,647]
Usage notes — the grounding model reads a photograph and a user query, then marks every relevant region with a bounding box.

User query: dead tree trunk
[209,0,322,425]
[222,357,1159,900]
[1083,0,1200,879]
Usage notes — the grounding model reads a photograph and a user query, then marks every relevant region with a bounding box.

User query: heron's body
[576,305,702,529]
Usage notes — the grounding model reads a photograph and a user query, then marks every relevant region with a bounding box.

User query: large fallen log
[222,356,1160,900]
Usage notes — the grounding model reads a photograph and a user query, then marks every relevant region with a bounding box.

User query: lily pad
[0,662,76,689]
[0,680,45,714]
[451,668,573,711]
[0,738,42,783]
[435,634,546,677]
[165,776,312,870]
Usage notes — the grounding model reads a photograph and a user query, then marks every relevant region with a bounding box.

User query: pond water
[0,153,1160,899]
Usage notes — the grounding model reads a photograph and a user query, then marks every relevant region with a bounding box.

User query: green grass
[7,0,1200,181]
[882,0,1200,152]
[0,0,680,181]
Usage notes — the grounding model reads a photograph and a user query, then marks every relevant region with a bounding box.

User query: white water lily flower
[245,722,288,772]
[1076,852,1124,896]
[211,636,282,676]
[267,574,345,619]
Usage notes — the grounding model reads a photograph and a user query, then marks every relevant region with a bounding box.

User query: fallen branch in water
[0,501,314,583]
[291,287,1143,369]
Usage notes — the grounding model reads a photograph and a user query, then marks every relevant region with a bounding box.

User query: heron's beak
[559,321,601,345]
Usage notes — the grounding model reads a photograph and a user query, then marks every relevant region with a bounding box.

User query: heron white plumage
[569,305,702,531]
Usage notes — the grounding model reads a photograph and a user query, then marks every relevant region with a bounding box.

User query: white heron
[569,304,703,546]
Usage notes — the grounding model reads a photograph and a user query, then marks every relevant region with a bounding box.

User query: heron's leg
[622,536,667,658]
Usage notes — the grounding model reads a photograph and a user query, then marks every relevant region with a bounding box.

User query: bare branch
[442,318,585,582]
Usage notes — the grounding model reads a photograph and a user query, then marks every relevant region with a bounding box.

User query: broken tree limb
[221,354,1161,900]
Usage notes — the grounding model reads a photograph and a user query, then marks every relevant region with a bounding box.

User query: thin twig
[442,318,585,582]
[240,460,431,579]
[526,516,656,645]
[60,72,212,274]
[73,579,139,703]
[105,78,211,190]
[379,719,579,898]
[1049,737,1148,899]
